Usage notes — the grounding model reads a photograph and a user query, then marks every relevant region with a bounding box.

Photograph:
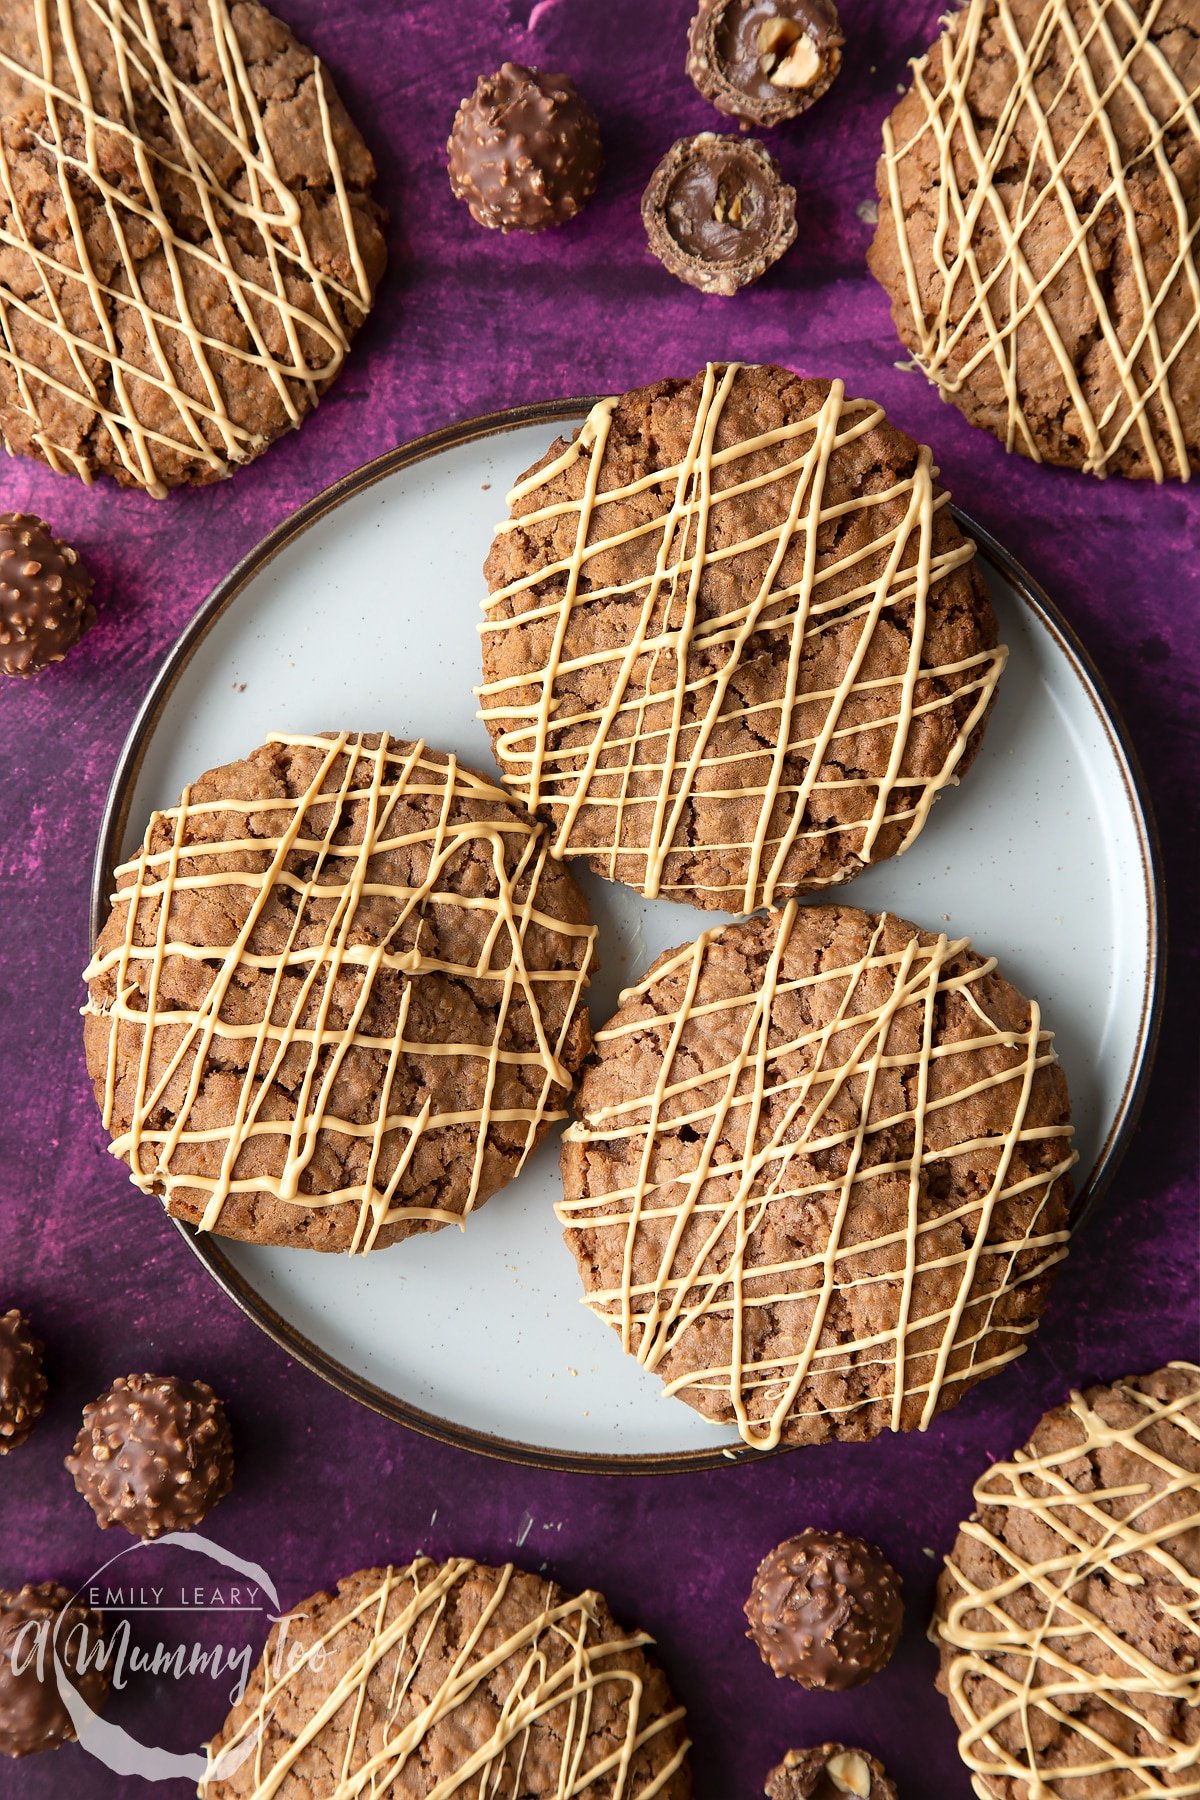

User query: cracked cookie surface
[560,902,1076,1449]
[84,732,595,1254]
[0,0,386,493]
[201,1558,692,1799]
[479,362,1003,913]
[934,1363,1200,1797]
[869,0,1200,481]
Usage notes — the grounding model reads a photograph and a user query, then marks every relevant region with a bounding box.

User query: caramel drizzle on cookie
[84,733,595,1252]
[937,1365,1200,1795]
[203,1558,690,1799]
[560,903,1076,1450]
[478,362,1006,912]
[879,0,1200,481]
[0,0,374,495]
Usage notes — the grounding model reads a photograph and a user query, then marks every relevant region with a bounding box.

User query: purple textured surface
[0,2,1197,1795]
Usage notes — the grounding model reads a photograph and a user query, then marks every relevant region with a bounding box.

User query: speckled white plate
[92,400,1164,1472]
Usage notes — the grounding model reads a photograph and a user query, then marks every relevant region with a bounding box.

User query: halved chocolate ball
[687,0,843,127]
[641,132,796,295]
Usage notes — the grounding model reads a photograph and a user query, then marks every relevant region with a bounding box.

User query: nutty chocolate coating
[447,63,602,232]
[0,1310,47,1454]
[687,0,843,126]
[641,133,796,295]
[66,1373,233,1539]
[745,1531,903,1689]
[0,514,95,677]
[765,1744,898,1800]
[0,1583,108,1757]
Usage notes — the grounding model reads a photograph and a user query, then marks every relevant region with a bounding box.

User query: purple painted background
[0,2,1197,1794]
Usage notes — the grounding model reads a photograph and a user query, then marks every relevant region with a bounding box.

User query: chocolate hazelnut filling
[716,0,833,103]
[686,0,842,127]
[665,145,777,264]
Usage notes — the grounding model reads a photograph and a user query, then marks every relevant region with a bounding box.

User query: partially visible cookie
[869,0,1200,481]
[934,1363,1200,1798]
[0,0,386,494]
[201,1558,692,1797]
[560,902,1076,1450]
[479,362,1005,913]
[84,733,595,1253]
[765,1745,897,1800]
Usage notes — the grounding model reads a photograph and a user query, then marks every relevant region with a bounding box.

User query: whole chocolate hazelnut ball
[447,63,602,232]
[0,514,95,677]
[66,1373,233,1539]
[745,1530,903,1689]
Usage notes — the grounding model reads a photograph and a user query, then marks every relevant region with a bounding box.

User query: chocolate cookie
[559,902,1076,1450]
[479,362,1004,913]
[869,0,1200,481]
[84,733,595,1253]
[0,0,386,494]
[934,1362,1200,1798]
[765,1745,897,1800]
[201,1558,692,1797]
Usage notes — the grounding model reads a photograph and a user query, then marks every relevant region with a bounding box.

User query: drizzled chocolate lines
[202,1559,691,1799]
[561,904,1076,1450]
[0,0,374,495]
[879,0,1200,481]
[938,1365,1200,1797]
[478,363,1006,911]
[84,733,595,1253]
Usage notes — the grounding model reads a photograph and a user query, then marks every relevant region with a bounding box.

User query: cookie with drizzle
[479,362,1006,914]
[934,1362,1200,1796]
[560,901,1076,1451]
[870,0,1200,481]
[201,1558,692,1799]
[84,733,595,1254]
[0,0,385,493]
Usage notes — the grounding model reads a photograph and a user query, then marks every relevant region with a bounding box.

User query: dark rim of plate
[89,397,1167,1477]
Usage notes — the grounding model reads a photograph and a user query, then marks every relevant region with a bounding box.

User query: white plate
[92,401,1163,1472]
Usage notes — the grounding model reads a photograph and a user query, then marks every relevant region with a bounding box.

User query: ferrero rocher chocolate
[448,64,602,232]
[641,133,796,295]
[745,1531,903,1689]
[0,514,95,678]
[66,1373,233,1540]
[0,1310,46,1453]
[686,0,843,127]
[764,1743,899,1800]
[0,1583,108,1758]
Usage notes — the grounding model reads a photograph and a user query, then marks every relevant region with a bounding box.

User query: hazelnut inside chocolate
[665,144,777,265]
[816,1752,872,1798]
[715,0,834,103]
